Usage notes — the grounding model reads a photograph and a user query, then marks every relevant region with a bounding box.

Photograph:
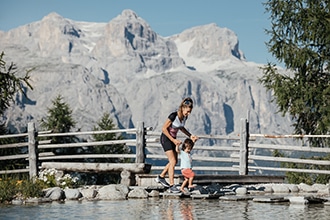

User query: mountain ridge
[0,10,293,144]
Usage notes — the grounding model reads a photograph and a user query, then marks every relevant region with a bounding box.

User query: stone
[44,187,65,201]
[148,190,160,197]
[128,188,148,199]
[80,188,98,199]
[272,184,290,194]
[253,197,289,203]
[287,196,309,204]
[96,184,129,200]
[64,188,82,200]
[11,199,23,205]
[25,197,52,203]
[287,184,299,193]
[235,187,247,195]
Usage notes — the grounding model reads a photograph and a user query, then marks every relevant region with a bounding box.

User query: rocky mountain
[0,9,293,144]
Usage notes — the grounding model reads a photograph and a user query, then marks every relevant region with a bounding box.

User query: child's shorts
[181,168,195,178]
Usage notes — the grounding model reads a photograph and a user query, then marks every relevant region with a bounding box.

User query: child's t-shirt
[180,150,192,169]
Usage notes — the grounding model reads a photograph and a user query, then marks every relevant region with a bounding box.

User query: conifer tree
[0,52,33,174]
[260,0,330,147]
[92,113,131,159]
[0,51,33,117]
[87,113,131,184]
[40,95,77,154]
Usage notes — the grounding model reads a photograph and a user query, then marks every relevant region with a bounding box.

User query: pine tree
[260,0,330,147]
[92,113,131,160]
[40,95,77,154]
[0,52,33,175]
[86,113,132,184]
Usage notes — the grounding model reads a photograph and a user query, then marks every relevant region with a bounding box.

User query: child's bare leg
[180,178,188,191]
[188,177,194,188]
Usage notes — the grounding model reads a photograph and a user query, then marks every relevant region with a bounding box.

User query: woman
[155,97,198,193]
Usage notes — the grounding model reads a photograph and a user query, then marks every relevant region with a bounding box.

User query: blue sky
[0,0,280,65]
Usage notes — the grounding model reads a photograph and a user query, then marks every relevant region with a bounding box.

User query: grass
[0,169,79,204]
[0,175,44,203]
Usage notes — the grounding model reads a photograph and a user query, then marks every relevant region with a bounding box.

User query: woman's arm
[180,127,199,142]
[175,144,180,153]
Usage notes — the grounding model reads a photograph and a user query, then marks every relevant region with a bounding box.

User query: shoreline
[8,182,330,206]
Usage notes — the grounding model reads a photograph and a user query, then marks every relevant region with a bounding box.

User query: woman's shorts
[181,168,195,179]
[160,133,175,152]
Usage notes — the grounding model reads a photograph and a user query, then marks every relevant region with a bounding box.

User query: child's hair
[182,138,194,151]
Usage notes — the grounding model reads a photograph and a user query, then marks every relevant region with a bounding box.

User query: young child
[176,138,195,193]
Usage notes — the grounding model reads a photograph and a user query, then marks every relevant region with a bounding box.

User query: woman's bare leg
[164,150,177,186]
[160,163,170,178]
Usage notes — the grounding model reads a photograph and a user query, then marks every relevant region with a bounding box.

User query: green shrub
[273,150,330,184]
[0,177,18,203]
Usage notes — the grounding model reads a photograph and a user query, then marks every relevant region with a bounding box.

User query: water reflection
[0,198,329,220]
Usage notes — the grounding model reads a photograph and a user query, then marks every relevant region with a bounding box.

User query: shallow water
[1,198,329,220]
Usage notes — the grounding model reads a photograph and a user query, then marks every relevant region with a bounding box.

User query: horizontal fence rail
[1,119,330,185]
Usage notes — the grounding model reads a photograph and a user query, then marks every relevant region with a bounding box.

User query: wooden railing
[1,118,330,183]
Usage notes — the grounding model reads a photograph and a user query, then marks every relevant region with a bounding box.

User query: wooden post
[28,122,37,181]
[239,118,249,175]
[136,121,145,163]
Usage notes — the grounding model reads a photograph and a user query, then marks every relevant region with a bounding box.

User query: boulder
[128,188,149,199]
[64,188,82,200]
[96,184,129,200]
[44,187,65,201]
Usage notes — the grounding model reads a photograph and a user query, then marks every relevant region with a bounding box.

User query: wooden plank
[38,128,137,137]
[249,155,330,165]
[150,166,239,172]
[146,154,240,163]
[0,142,28,149]
[0,154,28,160]
[38,139,136,149]
[245,143,330,153]
[188,175,285,184]
[146,131,241,140]
[136,174,285,185]
[41,162,151,173]
[0,133,28,139]
[0,169,29,174]
[38,154,136,160]
[247,165,330,175]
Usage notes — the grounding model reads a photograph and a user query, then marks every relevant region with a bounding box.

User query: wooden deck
[136,174,285,187]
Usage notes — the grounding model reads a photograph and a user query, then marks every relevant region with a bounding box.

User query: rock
[272,184,290,194]
[236,187,247,195]
[262,185,274,193]
[298,183,317,193]
[287,196,309,204]
[194,185,208,194]
[204,184,222,194]
[44,187,65,201]
[253,196,289,203]
[287,184,299,193]
[128,188,148,199]
[11,199,23,205]
[80,188,98,199]
[25,197,52,203]
[148,190,160,197]
[64,188,82,200]
[96,184,129,200]
[312,184,329,195]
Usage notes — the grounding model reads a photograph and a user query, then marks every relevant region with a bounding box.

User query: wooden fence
[1,119,330,185]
